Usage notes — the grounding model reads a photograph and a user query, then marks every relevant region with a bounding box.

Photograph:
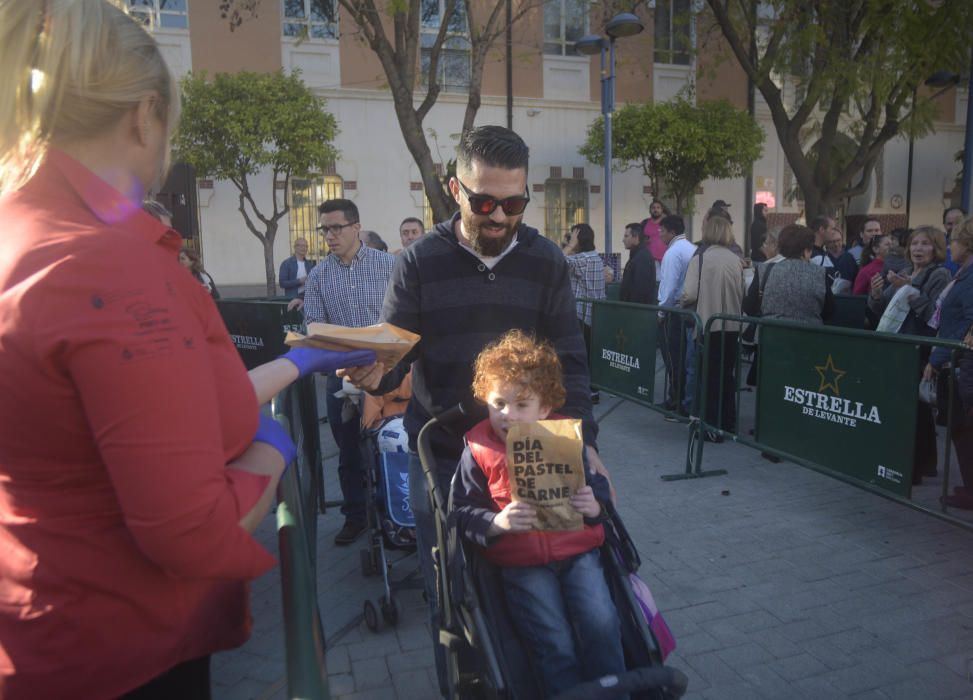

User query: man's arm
[658,253,676,307]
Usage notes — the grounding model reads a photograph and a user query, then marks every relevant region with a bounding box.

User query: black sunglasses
[455,178,530,216]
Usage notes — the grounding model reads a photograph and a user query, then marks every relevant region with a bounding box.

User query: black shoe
[590,391,601,405]
[334,519,366,546]
[703,430,724,444]
[760,451,781,463]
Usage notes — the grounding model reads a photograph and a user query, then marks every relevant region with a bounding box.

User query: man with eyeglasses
[338,125,602,695]
[303,199,395,545]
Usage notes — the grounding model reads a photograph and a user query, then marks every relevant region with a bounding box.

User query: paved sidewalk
[214,395,973,700]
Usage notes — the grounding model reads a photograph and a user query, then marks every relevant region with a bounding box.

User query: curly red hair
[472,330,566,410]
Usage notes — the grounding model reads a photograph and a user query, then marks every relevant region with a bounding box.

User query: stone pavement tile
[339,687,397,700]
[789,674,846,699]
[768,652,830,682]
[387,648,438,675]
[699,609,783,644]
[743,627,804,660]
[715,641,777,669]
[816,659,912,696]
[391,668,438,699]
[798,634,862,670]
[326,646,351,675]
[665,652,710,695]
[344,629,403,662]
[847,690,891,699]
[328,673,355,696]
[877,664,973,700]
[684,651,745,686]
[736,663,798,699]
[350,656,390,690]
[939,650,973,679]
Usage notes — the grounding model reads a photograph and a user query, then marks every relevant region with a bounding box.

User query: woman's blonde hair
[701,215,734,246]
[950,217,973,256]
[0,0,179,192]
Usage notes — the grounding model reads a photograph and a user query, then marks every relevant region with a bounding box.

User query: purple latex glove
[253,414,297,467]
[281,347,377,378]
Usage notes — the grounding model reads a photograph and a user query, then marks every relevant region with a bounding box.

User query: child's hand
[570,485,602,518]
[489,501,537,536]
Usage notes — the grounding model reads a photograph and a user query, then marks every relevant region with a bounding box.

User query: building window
[283,0,338,40]
[288,175,344,259]
[420,0,471,92]
[544,0,588,56]
[654,0,692,65]
[127,0,189,30]
[544,178,589,240]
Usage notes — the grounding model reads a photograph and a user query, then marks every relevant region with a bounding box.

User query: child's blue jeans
[500,548,627,698]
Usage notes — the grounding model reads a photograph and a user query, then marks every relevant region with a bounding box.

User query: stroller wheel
[360,549,376,577]
[363,599,380,633]
[380,595,400,627]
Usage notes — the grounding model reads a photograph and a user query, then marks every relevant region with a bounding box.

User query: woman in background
[179,246,220,299]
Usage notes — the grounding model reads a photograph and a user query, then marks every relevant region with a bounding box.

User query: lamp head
[575,35,607,55]
[924,70,961,88]
[605,12,644,39]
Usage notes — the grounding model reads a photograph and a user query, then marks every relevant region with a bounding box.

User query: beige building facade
[138,0,968,293]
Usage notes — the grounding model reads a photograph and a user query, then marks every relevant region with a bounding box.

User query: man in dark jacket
[338,126,604,694]
[620,222,656,304]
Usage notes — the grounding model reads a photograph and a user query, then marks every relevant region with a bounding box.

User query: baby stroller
[357,380,421,632]
[417,404,689,700]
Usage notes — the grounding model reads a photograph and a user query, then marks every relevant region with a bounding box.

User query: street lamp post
[575,13,644,257]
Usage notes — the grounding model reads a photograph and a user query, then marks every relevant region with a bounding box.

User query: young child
[450,330,626,698]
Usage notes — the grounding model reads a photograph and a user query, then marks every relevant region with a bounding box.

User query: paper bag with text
[505,419,585,531]
[285,322,420,368]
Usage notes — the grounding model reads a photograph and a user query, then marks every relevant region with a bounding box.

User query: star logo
[815,354,846,395]
[615,328,627,354]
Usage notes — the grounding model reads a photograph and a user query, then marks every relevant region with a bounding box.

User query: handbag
[628,573,676,661]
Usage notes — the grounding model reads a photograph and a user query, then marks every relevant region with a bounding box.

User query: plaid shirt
[303,243,395,327]
[566,250,606,325]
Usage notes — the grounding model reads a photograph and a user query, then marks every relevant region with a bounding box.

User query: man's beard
[461,210,518,257]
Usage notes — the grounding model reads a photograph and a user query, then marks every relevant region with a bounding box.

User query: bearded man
[337,125,603,695]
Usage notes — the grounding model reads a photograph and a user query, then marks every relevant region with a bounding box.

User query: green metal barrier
[605,282,621,301]
[680,313,972,530]
[272,379,330,699]
[586,299,704,427]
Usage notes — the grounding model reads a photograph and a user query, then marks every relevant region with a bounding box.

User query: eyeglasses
[455,178,530,216]
[317,221,357,236]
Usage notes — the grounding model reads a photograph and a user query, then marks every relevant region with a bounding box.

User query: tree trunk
[263,224,277,297]
[391,94,455,222]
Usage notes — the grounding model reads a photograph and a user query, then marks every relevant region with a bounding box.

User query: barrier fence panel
[756,324,917,497]
[683,313,972,530]
[589,300,658,405]
[273,392,330,699]
[587,300,703,424]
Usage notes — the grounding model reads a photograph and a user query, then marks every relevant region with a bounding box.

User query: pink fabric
[643,219,667,262]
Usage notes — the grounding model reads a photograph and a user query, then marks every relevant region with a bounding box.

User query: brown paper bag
[505,419,585,531]
[285,322,420,368]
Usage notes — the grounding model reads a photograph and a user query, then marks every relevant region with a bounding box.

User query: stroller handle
[551,666,689,700]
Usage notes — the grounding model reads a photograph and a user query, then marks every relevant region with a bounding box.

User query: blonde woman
[0,2,375,696]
[680,216,746,438]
